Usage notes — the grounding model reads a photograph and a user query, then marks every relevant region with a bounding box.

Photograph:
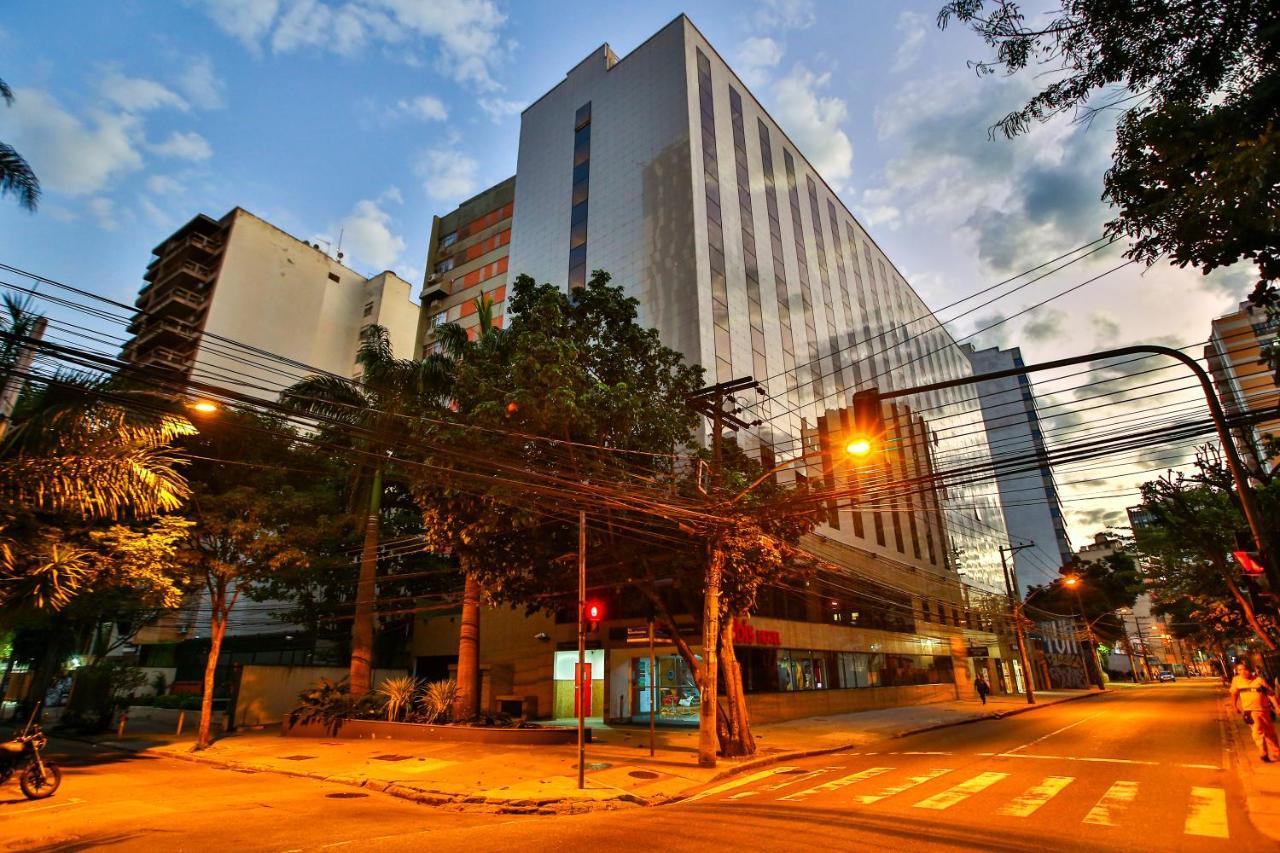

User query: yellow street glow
[846,439,872,457]
[1063,575,1081,587]
[189,400,219,413]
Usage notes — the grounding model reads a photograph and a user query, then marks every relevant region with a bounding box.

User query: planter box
[282,717,589,745]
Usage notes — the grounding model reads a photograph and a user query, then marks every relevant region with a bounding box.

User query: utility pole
[647,612,656,757]
[999,544,1037,704]
[1067,582,1105,690]
[576,509,586,790]
[1131,615,1154,681]
[686,377,761,769]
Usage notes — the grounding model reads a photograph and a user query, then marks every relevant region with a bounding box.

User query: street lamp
[1063,575,1104,690]
[187,399,219,414]
[733,434,879,503]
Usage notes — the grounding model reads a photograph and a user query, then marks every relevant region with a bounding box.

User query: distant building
[1076,531,1126,564]
[1205,300,1280,471]
[420,177,515,351]
[122,208,422,401]
[963,344,1073,591]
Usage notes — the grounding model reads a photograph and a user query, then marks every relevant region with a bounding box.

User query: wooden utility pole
[999,544,1036,704]
[576,509,586,789]
[685,377,761,769]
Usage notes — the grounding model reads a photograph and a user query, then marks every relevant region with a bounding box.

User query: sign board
[967,645,990,659]
[574,662,592,716]
[732,619,781,646]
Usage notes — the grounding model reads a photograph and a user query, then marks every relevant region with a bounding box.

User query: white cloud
[99,66,189,113]
[416,146,478,201]
[390,94,448,121]
[0,89,143,195]
[150,131,213,161]
[146,175,185,196]
[769,66,854,189]
[734,36,783,88]
[200,0,509,92]
[752,0,816,31]
[323,198,406,271]
[892,11,930,73]
[198,0,281,52]
[139,196,171,227]
[178,55,226,109]
[86,196,119,231]
[478,96,523,123]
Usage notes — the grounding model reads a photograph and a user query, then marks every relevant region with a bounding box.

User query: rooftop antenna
[336,227,345,262]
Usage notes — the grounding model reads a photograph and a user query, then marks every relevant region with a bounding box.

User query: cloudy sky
[0,0,1257,563]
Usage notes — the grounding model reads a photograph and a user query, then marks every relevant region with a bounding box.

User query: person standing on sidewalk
[1230,662,1280,762]
[975,673,990,706]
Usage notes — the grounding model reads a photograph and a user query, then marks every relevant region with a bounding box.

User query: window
[362,302,374,317]
[568,101,591,289]
[327,272,340,283]
[434,257,455,274]
[440,231,457,249]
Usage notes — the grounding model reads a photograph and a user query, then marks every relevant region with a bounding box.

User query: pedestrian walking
[1230,662,1280,762]
[975,673,990,706]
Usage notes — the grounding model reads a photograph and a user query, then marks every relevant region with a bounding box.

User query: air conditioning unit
[427,273,442,284]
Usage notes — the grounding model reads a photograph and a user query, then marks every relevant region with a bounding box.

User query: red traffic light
[585,600,604,627]
[1234,550,1266,577]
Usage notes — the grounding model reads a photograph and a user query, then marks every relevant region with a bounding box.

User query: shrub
[376,676,422,722]
[153,694,181,709]
[291,677,377,728]
[150,672,167,696]
[415,679,458,724]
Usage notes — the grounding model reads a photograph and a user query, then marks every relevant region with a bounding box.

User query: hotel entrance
[630,653,701,725]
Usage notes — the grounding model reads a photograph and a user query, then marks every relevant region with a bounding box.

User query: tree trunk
[1223,574,1278,650]
[454,560,481,720]
[349,465,383,697]
[718,618,756,757]
[197,582,233,750]
[698,539,725,767]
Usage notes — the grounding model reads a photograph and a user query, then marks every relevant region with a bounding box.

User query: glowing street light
[188,399,219,414]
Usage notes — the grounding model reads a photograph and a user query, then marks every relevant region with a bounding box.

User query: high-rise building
[963,343,1073,591]
[1205,300,1280,470]
[420,177,515,351]
[123,208,421,401]
[411,16,1021,723]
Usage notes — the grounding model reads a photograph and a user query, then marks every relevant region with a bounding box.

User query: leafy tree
[937,1,1279,299]
[179,409,351,748]
[281,327,453,696]
[0,76,39,211]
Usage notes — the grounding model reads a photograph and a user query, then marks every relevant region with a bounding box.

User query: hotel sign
[733,619,781,646]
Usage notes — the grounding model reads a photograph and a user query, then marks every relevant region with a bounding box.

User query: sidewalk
[73,689,1101,813]
[1223,696,1280,843]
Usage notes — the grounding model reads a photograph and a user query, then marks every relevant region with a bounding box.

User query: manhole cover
[628,770,660,780]
[372,754,412,762]
[325,792,369,799]
[572,762,612,771]
[279,755,315,761]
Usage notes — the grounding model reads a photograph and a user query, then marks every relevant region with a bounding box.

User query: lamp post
[1064,575,1104,689]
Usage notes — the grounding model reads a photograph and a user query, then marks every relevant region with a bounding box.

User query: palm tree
[0,77,40,211]
[281,327,452,696]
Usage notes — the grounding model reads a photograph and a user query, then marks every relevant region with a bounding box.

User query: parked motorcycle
[1,705,61,799]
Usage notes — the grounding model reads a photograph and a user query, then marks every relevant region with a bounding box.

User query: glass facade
[568,102,591,290]
[738,648,954,693]
[696,50,732,382]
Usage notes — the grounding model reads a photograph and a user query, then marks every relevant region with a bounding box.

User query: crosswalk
[688,761,1233,840]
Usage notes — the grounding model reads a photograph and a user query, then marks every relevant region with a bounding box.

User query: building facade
[963,344,1073,593]
[412,16,1021,723]
[123,207,422,402]
[1205,300,1280,471]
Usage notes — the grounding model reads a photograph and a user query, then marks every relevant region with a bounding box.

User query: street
[0,682,1270,851]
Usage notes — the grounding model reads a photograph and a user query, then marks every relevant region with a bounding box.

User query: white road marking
[1179,763,1223,770]
[997,776,1074,817]
[779,767,891,801]
[856,768,953,805]
[685,766,799,802]
[912,771,1007,810]
[1184,786,1229,838]
[0,797,85,817]
[1001,711,1106,756]
[993,753,1158,766]
[1083,780,1139,826]
[729,767,841,800]
[901,751,951,755]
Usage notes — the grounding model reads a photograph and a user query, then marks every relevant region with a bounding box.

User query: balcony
[134,346,192,373]
[133,317,198,351]
[420,273,450,303]
[146,286,208,319]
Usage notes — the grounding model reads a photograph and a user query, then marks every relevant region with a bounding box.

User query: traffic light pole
[999,544,1037,704]
[577,509,586,790]
[877,344,1277,594]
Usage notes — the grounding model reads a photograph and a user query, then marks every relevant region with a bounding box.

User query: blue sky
[0,1,1257,552]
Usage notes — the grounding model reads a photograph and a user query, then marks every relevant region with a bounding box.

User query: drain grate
[628,770,660,780]
[279,755,316,761]
[372,754,413,762]
[325,791,369,799]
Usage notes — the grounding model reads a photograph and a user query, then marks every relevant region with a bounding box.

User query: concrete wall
[747,683,955,724]
[193,209,420,401]
[232,665,403,727]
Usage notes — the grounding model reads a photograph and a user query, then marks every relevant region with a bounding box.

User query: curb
[697,690,1105,788]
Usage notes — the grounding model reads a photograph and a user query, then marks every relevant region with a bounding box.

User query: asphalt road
[1,681,1268,852]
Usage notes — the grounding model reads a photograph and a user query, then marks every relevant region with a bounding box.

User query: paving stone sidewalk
[71,689,1099,813]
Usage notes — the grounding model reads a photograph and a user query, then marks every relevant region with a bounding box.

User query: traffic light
[1233,550,1266,577]
[585,600,604,631]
